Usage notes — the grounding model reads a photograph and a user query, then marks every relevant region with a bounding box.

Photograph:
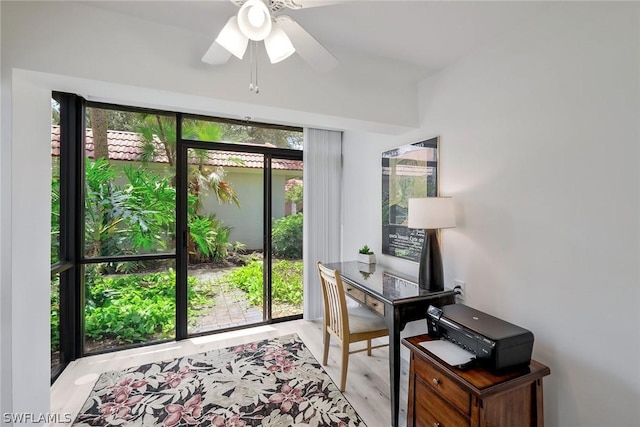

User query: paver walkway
[189,267,263,334]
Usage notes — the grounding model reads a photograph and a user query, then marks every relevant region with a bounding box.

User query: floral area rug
[73,334,366,427]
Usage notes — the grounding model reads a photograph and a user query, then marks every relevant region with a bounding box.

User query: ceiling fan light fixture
[264,22,296,63]
[247,6,266,27]
[215,16,249,59]
[237,0,272,41]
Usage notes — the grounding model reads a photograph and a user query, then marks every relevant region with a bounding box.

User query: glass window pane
[187,148,265,334]
[84,260,176,353]
[51,98,61,264]
[182,117,303,150]
[271,159,303,319]
[51,273,61,374]
[84,107,176,257]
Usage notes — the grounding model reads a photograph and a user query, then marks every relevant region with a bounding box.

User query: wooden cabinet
[403,334,550,427]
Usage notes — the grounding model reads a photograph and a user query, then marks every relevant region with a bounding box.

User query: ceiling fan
[202,0,341,92]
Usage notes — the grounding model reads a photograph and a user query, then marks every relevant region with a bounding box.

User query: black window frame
[52,94,304,382]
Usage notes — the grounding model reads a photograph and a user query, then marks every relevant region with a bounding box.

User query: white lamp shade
[264,22,295,63]
[215,16,249,59]
[237,0,272,41]
[407,197,456,230]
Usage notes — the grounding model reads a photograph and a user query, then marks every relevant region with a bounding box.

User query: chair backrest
[317,262,349,342]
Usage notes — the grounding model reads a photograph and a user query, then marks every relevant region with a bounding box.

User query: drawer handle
[346,288,352,291]
[432,378,441,386]
[371,302,378,306]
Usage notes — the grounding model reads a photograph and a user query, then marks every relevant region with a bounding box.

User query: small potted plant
[358,245,376,264]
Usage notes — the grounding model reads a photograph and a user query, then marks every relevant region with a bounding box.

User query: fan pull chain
[248,41,253,91]
[249,41,259,94]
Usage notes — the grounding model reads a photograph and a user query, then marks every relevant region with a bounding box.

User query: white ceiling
[88,0,556,78]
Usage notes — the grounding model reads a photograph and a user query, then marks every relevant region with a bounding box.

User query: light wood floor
[51,319,408,427]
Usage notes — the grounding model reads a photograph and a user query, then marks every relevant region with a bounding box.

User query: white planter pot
[357,253,376,264]
[358,262,376,274]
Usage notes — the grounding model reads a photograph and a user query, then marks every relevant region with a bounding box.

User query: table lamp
[407,197,456,291]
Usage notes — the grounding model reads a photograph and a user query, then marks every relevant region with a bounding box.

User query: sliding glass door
[180,115,304,335]
[185,146,265,334]
[271,158,303,319]
[51,96,303,380]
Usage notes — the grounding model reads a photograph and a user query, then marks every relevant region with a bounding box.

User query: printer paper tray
[419,339,475,367]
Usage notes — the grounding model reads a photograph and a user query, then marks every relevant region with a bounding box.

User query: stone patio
[188,267,302,334]
[188,267,263,333]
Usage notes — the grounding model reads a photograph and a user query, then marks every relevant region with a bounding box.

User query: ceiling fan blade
[202,40,233,65]
[276,15,338,73]
[282,0,348,9]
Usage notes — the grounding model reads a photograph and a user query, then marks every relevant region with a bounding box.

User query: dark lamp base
[418,229,444,292]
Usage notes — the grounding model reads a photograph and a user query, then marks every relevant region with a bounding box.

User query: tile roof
[51,126,302,171]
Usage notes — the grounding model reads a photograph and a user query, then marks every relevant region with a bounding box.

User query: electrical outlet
[453,279,466,302]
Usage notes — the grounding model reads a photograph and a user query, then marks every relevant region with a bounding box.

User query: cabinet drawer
[344,285,365,303]
[415,379,469,427]
[414,355,470,415]
[365,295,385,316]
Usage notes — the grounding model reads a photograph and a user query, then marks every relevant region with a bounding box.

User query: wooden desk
[403,334,550,427]
[324,261,457,427]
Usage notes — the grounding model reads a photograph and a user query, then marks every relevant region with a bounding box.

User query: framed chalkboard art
[382,137,439,262]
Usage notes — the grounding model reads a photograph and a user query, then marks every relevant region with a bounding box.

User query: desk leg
[386,308,401,427]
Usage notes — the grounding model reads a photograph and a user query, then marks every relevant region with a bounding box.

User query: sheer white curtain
[303,128,342,320]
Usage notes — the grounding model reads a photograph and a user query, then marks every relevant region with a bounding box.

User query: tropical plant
[135,116,241,262]
[136,115,233,195]
[84,158,176,257]
[83,156,242,266]
[187,213,232,263]
[136,114,178,166]
[84,158,121,257]
[187,161,240,211]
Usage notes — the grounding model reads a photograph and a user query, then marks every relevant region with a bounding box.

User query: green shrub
[272,260,304,305]
[51,276,60,351]
[223,261,264,306]
[272,214,303,259]
[84,269,205,344]
[220,260,303,306]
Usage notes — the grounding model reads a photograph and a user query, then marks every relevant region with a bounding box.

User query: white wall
[0,1,419,134]
[2,1,639,425]
[0,2,5,421]
[0,1,385,419]
[342,3,640,426]
[1,74,53,426]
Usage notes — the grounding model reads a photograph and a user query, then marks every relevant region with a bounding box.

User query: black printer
[426,304,534,372]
